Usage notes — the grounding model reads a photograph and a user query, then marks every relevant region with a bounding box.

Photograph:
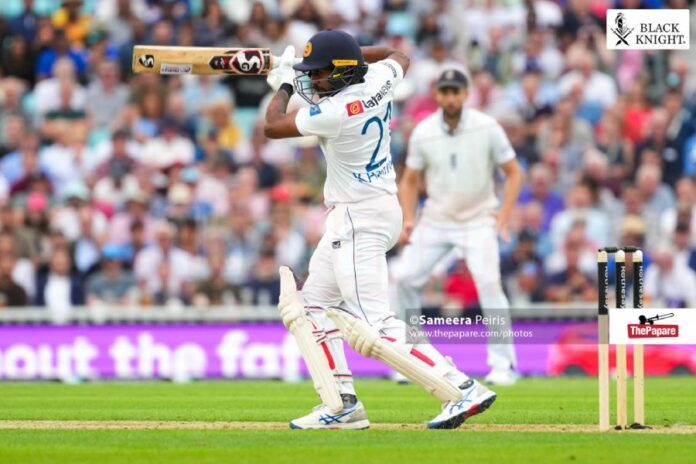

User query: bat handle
[270,56,303,70]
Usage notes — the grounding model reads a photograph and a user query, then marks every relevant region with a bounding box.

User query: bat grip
[271,56,303,70]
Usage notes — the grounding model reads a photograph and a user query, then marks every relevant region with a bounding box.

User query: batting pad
[279,267,343,413]
[327,308,462,403]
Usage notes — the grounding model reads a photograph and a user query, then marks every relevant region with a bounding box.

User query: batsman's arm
[264,87,302,139]
[360,46,410,74]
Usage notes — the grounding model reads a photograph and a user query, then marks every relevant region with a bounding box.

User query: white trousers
[393,216,517,372]
[302,194,468,395]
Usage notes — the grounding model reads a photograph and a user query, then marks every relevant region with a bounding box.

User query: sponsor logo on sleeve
[346,100,364,117]
[383,61,398,78]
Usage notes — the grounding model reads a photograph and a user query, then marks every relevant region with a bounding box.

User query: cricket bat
[132,45,277,76]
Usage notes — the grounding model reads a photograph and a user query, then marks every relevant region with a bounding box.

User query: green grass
[0,377,695,463]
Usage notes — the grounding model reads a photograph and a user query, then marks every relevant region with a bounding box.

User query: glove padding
[267,45,297,92]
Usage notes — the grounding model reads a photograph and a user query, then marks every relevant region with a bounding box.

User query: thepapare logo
[606,9,690,50]
[628,324,679,338]
[611,12,633,46]
[138,54,155,68]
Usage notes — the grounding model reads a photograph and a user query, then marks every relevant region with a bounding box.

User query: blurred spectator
[52,0,92,48]
[517,163,564,231]
[51,182,108,242]
[205,99,246,154]
[444,260,479,310]
[182,75,232,118]
[0,232,36,300]
[35,28,87,80]
[511,29,563,81]
[407,40,461,95]
[660,178,696,247]
[35,247,84,313]
[558,48,617,123]
[34,57,86,124]
[501,229,545,304]
[95,0,148,46]
[194,0,232,46]
[635,164,676,230]
[245,247,280,305]
[635,108,683,187]
[8,0,40,43]
[0,202,40,261]
[86,244,137,306]
[1,131,42,186]
[193,253,239,307]
[141,117,195,169]
[109,191,154,245]
[467,69,508,116]
[1,36,36,84]
[549,183,610,249]
[544,232,597,303]
[86,61,128,130]
[644,244,696,308]
[0,237,28,307]
[134,221,195,303]
[177,218,208,279]
[92,131,140,209]
[622,80,652,145]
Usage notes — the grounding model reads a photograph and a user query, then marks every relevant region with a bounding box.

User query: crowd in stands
[0,0,695,313]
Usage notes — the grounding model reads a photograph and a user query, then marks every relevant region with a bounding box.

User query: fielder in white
[264,30,496,429]
[396,69,524,386]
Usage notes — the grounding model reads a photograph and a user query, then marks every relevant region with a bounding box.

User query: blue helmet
[293,30,368,104]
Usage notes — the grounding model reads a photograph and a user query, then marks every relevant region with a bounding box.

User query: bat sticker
[209,50,265,75]
[160,63,193,75]
[139,54,155,68]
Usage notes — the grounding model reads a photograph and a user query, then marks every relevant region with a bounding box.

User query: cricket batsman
[395,69,524,386]
[264,30,496,430]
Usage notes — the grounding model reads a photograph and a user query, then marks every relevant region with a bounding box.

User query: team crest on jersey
[309,105,322,116]
[346,100,364,117]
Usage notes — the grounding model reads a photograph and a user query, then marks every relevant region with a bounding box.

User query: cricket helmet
[293,30,368,104]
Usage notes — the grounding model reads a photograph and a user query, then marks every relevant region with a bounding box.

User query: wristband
[279,83,294,96]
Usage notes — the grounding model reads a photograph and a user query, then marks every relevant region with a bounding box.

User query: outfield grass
[0,377,695,463]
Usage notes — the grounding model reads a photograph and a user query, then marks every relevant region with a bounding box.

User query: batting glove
[267,45,297,92]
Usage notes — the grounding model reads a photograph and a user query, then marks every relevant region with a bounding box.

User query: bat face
[132,46,274,76]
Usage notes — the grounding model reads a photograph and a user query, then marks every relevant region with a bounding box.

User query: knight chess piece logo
[638,313,675,325]
[138,54,155,68]
[611,12,634,46]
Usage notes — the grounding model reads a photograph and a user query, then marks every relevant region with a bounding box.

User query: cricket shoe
[427,379,497,429]
[289,395,369,430]
[484,368,519,386]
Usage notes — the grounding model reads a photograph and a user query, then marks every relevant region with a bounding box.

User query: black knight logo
[138,54,155,68]
[611,12,634,46]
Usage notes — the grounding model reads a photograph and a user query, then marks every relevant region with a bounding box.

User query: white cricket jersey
[295,59,403,206]
[406,107,516,224]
